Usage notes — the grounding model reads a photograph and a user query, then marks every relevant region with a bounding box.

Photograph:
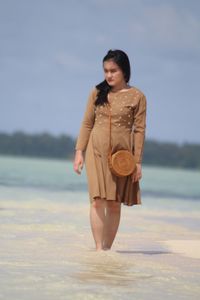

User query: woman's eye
[104,69,117,74]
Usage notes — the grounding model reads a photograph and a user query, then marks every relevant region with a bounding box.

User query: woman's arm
[75,89,97,151]
[74,89,97,174]
[132,94,147,182]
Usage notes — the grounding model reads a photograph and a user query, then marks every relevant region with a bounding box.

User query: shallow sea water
[0,156,200,299]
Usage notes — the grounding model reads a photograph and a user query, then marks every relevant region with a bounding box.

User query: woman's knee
[106,201,121,213]
[91,197,105,209]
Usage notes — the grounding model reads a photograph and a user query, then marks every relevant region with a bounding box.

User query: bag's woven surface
[108,150,136,177]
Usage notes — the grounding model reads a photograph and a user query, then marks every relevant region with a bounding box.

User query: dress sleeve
[75,89,97,151]
[133,94,147,163]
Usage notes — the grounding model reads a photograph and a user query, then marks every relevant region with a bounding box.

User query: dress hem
[89,195,142,206]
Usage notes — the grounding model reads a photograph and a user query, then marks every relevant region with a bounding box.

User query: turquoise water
[0,154,200,200]
[0,155,200,300]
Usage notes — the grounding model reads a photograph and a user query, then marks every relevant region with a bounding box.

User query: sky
[0,0,200,144]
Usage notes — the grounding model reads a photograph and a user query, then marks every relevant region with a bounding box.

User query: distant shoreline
[0,131,200,170]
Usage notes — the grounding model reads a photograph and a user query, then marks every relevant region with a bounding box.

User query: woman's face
[103,60,126,87]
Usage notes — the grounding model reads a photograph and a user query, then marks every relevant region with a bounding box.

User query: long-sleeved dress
[75,86,147,206]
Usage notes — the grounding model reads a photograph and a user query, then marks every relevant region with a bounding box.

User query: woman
[74,49,147,251]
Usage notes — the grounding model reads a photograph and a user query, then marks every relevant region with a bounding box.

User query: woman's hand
[73,150,84,175]
[132,163,142,182]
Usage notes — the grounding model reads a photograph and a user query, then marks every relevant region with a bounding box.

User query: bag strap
[108,104,112,157]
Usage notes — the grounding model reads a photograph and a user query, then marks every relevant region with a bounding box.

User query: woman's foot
[103,247,111,251]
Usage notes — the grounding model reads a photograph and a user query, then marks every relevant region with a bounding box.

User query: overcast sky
[0,0,200,143]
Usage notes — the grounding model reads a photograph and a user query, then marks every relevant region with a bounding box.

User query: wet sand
[0,197,200,300]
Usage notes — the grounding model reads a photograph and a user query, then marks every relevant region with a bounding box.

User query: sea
[0,155,200,300]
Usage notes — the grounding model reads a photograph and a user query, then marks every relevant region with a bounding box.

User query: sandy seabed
[0,196,200,300]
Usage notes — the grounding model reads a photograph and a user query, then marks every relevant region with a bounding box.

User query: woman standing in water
[73,49,147,251]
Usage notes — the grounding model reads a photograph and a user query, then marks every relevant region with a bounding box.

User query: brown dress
[75,86,147,206]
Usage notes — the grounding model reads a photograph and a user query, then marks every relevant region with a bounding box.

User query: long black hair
[95,49,131,106]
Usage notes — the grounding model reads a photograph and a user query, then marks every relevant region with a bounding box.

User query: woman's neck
[110,83,130,93]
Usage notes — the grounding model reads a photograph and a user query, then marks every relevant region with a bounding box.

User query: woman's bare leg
[103,201,121,250]
[90,198,106,251]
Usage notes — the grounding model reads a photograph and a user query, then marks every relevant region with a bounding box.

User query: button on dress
[75,87,147,206]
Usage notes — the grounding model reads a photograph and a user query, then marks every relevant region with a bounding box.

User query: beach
[0,156,200,299]
[1,195,200,300]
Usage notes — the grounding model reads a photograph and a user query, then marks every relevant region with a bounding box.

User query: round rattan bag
[108,150,137,177]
